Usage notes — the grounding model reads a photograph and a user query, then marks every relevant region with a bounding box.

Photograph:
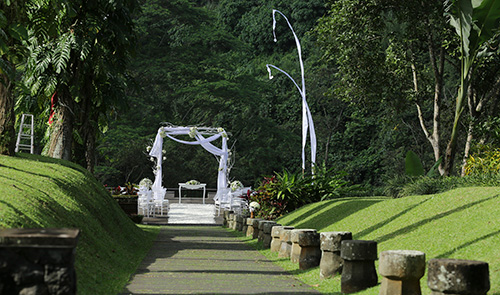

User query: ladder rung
[16,114,34,155]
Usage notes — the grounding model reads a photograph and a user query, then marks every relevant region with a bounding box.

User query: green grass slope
[0,154,159,294]
[267,187,500,294]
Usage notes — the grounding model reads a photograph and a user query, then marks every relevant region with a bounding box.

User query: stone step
[165,197,215,205]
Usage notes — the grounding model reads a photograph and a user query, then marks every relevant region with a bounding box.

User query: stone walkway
[120,226,319,295]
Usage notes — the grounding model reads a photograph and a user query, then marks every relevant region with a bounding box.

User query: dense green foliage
[236,187,500,293]
[5,0,499,194]
[0,154,159,294]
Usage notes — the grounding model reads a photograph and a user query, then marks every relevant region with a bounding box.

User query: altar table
[178,183,207,204]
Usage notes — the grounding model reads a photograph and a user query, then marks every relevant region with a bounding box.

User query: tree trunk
[0,73,16,156]
[83,112,98,173]
[45,90,74,161]
[414,28,445,175]
[443,124,459,177]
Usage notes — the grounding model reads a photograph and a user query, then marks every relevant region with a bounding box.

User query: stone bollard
[379,250,426,295]
[340,240,378,293]
[290,229,321,270]
[241,214,249,233]
[319,231,352,279]
[223,210,233,228]
[270,226,294,252]
[235,215,244,231]
[278,228,294,258]
[245,218,254,237]
[427,258,490,295]
[251,219,262,239]
[0,228,80,294]
[228,213,235,229]
[262,222,279,248]
[258,220,275,243]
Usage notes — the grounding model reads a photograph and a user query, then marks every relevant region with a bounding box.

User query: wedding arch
[148,124,229,198]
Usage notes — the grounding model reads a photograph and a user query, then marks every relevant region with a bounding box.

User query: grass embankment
[238,187,500,294]
[0,153,159,294]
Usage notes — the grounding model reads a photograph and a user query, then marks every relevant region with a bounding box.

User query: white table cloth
[178,183,207,204]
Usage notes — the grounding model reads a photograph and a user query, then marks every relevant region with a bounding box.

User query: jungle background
[5,0,500,193]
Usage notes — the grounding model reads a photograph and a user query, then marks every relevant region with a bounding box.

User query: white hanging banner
[148,125,229,198]
[266,9,317,172]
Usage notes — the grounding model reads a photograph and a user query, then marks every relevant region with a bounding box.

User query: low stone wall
[0,228,80,295]
[113,196,138,215]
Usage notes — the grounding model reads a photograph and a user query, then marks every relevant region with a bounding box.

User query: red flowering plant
[250,166,349,220]
[249,175,297,220]
[112,182,139,196]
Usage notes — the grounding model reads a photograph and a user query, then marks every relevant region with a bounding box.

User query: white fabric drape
[148,126,229,198]
[267,9,317,172]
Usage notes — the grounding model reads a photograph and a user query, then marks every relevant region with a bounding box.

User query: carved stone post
[340,240,378,293]
[261,222,279,248]
[319,231,352,279]
[427,258,490,295]
[379,250,425,295]
[290,229,321,270]
[270,226,294,253]
[278,228,294,258]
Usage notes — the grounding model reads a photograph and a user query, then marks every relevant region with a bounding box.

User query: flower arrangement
[160,129,167,138]
[139,178,153,189]
[230,180,243,191]
[186,179,200,185]
[249,201,260,210]
[249,201,260,218]
[188,127,198,138]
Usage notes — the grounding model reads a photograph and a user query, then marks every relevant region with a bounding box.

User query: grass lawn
[0,153,160,294]
[233,187,500,294]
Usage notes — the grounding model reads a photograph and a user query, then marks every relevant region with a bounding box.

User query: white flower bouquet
[186,179,200,185]
[139,178,153,189]
[249,201,260,210]
[230,180,243,191]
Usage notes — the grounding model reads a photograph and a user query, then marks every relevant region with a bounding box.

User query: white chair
[214,187,250,216]
[229,187,250,214]
[138,189,154,217]
[152,187,169,216]
[214,188,231,216]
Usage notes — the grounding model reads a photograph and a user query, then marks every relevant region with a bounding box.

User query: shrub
[250,166,349,219]
[385,172,500,198]
[464,145,500,175]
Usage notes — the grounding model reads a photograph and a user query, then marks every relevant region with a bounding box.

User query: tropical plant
[250,166,350,219]
[443,0,500,175]
[20,0,139,172]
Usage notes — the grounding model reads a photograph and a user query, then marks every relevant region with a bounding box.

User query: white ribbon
[267,9,317,172]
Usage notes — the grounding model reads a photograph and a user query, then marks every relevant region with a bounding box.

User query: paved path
[120,226,319,295]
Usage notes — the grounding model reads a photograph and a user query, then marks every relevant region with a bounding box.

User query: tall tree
[0,1,29,155]
[22,0,139,171]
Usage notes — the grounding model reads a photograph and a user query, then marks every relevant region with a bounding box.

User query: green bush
[250,166,350,219]
[464,145,500,175]
[384,172,500,198]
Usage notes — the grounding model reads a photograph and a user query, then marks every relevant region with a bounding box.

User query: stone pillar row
[222,215,491,295]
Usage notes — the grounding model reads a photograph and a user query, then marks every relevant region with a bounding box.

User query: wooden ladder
[15,114,34,154]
